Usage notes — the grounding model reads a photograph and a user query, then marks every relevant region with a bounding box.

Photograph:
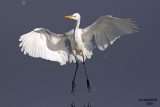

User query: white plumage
[19,13,138,65]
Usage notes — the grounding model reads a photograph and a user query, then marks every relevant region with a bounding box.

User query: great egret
[19,13,138,94]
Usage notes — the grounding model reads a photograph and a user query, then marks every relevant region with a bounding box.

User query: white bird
[19,13,138,94]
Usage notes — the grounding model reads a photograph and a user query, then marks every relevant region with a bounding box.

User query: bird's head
[65,13,81,21]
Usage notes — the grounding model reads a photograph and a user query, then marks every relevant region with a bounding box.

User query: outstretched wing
[82,15,138,50]
[19,28,70,65]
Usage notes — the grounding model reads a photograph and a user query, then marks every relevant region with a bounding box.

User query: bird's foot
[71,80,76,95]
[86,79,91,92]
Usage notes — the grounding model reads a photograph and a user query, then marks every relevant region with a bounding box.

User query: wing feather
[19,28,70,65]
[82,15,138,50]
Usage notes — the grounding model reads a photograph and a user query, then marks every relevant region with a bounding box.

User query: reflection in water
[71,102,91,107]
[71,102,75,107]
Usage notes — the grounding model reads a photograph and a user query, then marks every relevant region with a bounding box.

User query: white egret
[19,13,138,94]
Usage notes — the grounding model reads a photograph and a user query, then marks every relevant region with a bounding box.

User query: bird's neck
[74,20,80,33]
[73,20,81,43]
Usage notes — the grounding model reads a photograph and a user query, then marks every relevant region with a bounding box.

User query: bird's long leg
[71,57,79,95]
[82,53,91,92]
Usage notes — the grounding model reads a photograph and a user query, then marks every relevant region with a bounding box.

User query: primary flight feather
[19,13,138,94]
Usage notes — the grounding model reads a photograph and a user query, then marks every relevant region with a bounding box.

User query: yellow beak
[65,15,76,18]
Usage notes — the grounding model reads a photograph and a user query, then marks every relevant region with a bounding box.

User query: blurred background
[0,0,160,107]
